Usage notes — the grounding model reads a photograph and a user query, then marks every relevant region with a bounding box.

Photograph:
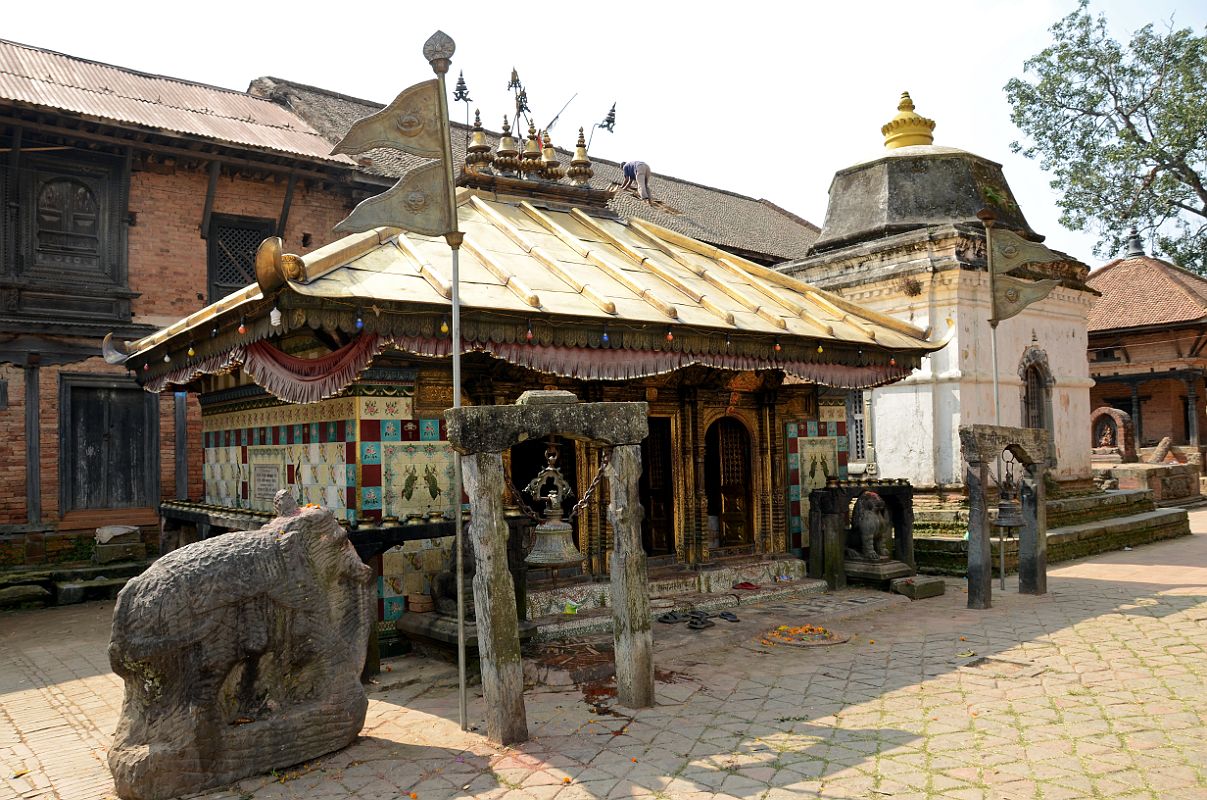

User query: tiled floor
[3,512,1207,799]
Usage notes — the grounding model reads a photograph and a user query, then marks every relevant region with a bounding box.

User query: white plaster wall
[844,270,1093,486]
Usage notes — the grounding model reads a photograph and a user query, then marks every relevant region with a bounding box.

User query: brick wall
[128,166,352,326]
[1091,376,1205,448]
[1,161,357,565]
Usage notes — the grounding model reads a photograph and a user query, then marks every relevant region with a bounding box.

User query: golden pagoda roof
[115,189,947,391]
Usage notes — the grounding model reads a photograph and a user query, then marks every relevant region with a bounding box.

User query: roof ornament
[566,127,594,187]
[541,132,564,182]
[1125,226,1146,257]
[465,110,492,173]
[453,71,471,103]
[493,116,521,177]
[588,102,616,150]
[520,120,544,180]
[881,91,935,150]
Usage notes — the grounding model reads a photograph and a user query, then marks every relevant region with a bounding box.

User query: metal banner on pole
[421,30,469,732]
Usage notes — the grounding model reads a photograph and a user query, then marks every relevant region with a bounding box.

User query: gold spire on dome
[881,92,936,149]
[493,116,520,176]
[566,127,594,187]
[540,132,564,182]
[465,109,492,173]
[520,120,544,179]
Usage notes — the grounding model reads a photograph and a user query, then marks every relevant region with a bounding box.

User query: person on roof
[618,161,654,204]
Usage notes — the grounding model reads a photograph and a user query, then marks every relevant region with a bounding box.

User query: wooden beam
[25,355,40,525]
[276,173,297,238]
[200,160,220,240]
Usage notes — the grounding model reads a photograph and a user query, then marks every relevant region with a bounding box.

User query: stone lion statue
[846,490,892,561]
[108,491,373,800]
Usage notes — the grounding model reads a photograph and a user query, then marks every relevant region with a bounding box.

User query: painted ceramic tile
[419,418,441,441]
[382,441,456,519]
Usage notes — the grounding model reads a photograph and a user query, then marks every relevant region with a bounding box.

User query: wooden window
[59,374,159,513]
[207,214,274,302]
[2,148,132,327]
[1023,364,1048,430]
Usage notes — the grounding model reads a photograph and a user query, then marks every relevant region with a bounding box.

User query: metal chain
[505,475,543,521]
[506,447,613,521]
[569,448,612,520]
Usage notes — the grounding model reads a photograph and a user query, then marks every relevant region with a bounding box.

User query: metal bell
[995,497,1024,528]
[526,513,586,566]
[523,442,586,568]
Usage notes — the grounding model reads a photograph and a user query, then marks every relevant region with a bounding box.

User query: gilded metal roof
[121,191,940,364]
[0,40,348,163]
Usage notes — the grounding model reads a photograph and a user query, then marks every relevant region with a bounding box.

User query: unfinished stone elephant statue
[107,491,373,800]
[846,490,892,561]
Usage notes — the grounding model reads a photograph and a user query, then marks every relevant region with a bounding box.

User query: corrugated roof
[0,39,349,164]
[1087,254,1207,332]
[249,77,819,262]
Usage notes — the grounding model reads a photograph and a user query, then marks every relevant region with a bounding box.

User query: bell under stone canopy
[108,187,947,397]
[809,93,1041,255]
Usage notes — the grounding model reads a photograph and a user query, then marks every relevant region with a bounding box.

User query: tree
[1005,3,1207,272]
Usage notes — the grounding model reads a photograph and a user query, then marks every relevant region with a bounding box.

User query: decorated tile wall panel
[785,402,849,550]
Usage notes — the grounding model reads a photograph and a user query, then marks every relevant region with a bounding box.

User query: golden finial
[465,109,492,173]
[540,132,564,182]
[520,120,544,179]
[566,127,594,187]
[881,91,935,149]
[493,116,520,176]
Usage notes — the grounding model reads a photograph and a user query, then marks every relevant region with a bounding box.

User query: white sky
[7,0,1204,265]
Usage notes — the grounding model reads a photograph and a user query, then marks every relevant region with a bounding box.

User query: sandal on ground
[732,581,759,590]
[717,611,739,622]
[657,611,688,624]
[687,617,716,630]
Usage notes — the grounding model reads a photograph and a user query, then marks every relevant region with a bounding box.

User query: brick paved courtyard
[3,511,1207,800]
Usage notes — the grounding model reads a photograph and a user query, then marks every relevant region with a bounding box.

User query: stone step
[914,489,1157,536]
[915,507,1189,576]
[54,576,132,605]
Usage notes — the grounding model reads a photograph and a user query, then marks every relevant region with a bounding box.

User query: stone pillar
[461,452,528,745]
[1185,376,1200,448]
[1018,463,1047,595]
[1130,383,1142,453]
[966,461,992,609]
[607,445,655,709]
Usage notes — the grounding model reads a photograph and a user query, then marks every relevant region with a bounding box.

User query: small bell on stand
[994,452,1025,589]
[523,441,586,579]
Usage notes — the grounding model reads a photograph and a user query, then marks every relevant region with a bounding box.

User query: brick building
[1087,231,1207,456]
[0,40,379,565]
[0,41,822,568]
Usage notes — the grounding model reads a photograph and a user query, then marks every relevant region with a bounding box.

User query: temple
[783,94,1097,494]
[109,118,943,627]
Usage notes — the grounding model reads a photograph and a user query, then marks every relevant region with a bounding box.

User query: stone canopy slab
[445,399,649,454]
[959,424,1050,467]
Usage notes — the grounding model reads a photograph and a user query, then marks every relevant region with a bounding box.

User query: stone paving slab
[3,512,1207,799]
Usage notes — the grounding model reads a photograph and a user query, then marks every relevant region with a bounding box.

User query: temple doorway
[639,417,675,557]
[705,417,754,551]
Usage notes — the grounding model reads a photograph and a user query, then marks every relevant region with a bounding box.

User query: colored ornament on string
[890,357,897,367]
[440,318,450,334]
[163,353,170,363]
[237,318,247,335]
[601,324,609,344]
[187,346,195,358]
[269,306,282,327]
[355,310,364,330]
[817,345,824,354]
[666,329,674,343]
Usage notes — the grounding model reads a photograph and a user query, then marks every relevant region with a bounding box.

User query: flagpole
[978,209,1007,592]
[425,32,468,732]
